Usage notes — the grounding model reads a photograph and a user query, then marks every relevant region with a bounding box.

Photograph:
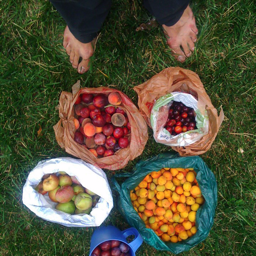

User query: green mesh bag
[112,153,217,254]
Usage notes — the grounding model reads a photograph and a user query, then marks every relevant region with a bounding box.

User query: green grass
[1,0,256,255]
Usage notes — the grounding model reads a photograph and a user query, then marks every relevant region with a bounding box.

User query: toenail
[178,56,184,61]
[194,39,197,42]
[79,66,85,73]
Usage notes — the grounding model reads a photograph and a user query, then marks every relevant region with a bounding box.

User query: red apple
[48,186,60,202]
[35,181,47,195]
[55,185,75,203]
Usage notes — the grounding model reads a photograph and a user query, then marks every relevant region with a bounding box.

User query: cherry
[111,240,121,248]
[169,108,174,115]
[175,115,181,121]
[166,126,173,134]
[189,122,196,128]
[182,126,188,132]
[188,110,195,117]
[174,126,182,134]
[181,112,188,118]
[182,106,188,112]
[100,241,112,251]
[176,121,182,126]
[188,126,195,131]
[173,110,180,116]
[166,119,176,127]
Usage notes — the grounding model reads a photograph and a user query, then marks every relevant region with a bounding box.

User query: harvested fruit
[35,173,100,215]
[130,167,204,243]
[165,101,197,136]
[92,240,131,256]
[72,91,131,158]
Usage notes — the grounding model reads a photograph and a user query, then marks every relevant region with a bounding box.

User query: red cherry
[175,115,181,121]
[176,121,182,126]
[188,110,195,117]
[188,126,195,131]
[118,137,129,148]
[166,119,176,127]
[173,110,180,116]
[113,127,124,139]
[166,126,173,134]
[181,112,188,118]
[174,126,182,134]
[182,126,188,132]
[182,106,188,112]
[188,122,196,128]
[169,108,174,115]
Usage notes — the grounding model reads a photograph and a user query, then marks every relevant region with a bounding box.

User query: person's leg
[144,0,198,62]
[50,0,111,73]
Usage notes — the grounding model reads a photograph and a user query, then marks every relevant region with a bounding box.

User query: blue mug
[89,225,143,256]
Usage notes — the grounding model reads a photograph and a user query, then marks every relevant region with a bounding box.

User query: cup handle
[121,227,143,253]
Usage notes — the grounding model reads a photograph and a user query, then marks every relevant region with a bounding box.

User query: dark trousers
[50,0,190,43]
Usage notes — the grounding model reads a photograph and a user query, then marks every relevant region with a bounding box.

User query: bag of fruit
[53,81,148,170]
[112,153,217,254]
[134,67,224,156]
[22,157,113,227]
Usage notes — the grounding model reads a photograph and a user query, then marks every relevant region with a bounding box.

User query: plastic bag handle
[111,173,131,193]
[121,227,143,253]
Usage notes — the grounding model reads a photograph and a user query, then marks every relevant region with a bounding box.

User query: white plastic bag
[150,92,209,147]
[22,157,113,227]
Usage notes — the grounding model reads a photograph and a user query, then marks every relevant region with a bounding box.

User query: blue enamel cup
[89,225,143,256]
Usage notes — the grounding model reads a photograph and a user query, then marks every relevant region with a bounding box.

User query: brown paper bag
[134,67,224,156]
[54,81,148,170]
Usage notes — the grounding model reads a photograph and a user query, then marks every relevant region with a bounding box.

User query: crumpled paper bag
[134,67,224,156]
[53,81,148,170]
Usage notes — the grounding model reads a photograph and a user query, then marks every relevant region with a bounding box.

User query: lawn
[1,0,256,255]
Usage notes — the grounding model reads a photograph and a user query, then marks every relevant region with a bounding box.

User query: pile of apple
[165,101,197,136]
[73,92,131,158]
[35,173,99,215]
[91,240,131,256]
[130,168,204,243]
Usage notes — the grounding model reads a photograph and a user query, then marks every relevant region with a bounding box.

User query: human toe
[72,51,79,69]
[78,59,90,74]
[187,38,195,52]
[65,45,71,55]
[181,42,191,57]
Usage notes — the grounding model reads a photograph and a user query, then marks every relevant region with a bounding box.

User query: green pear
[56,201,75,214]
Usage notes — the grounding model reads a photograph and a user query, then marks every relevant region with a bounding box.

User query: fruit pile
[36,173,99,215]
[73,92,131,158]
[165,101,197,136]
[130,168,204,243]
[91,240,131,256]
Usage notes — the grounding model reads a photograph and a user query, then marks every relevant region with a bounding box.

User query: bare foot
[162,6,198,62]
[63,26,94,74]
